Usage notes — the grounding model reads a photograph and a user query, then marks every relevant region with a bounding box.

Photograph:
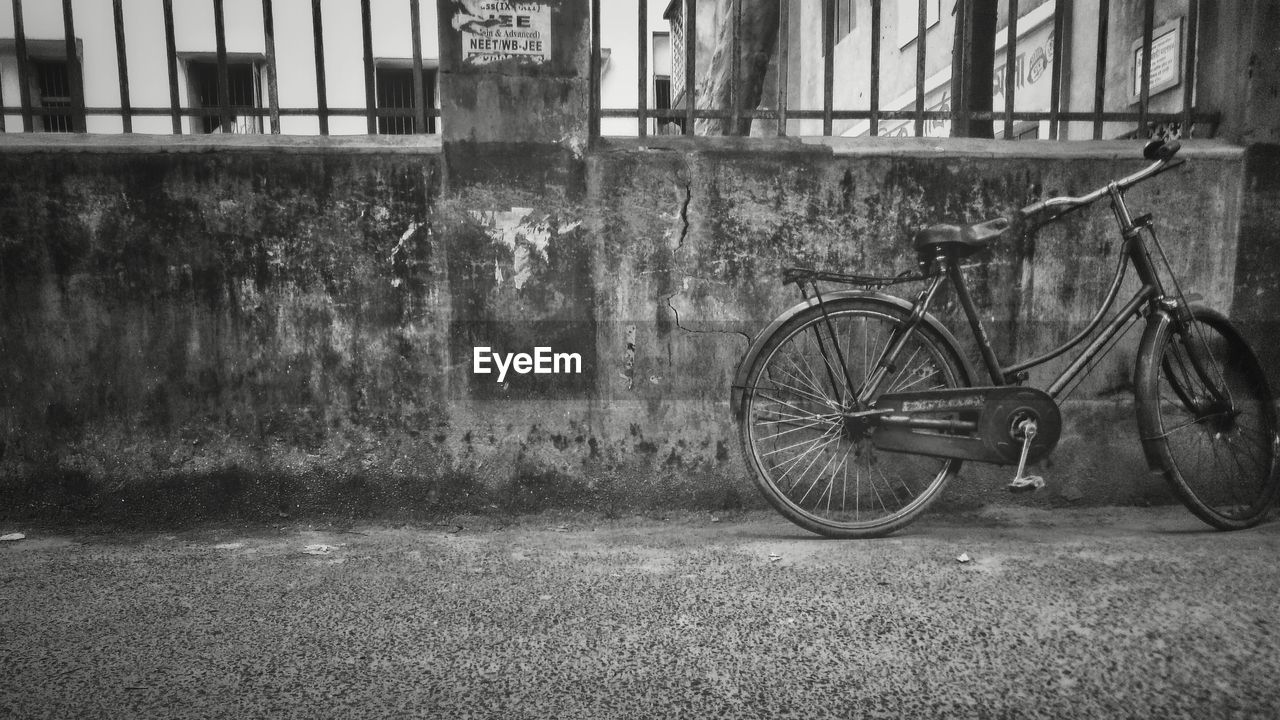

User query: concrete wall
[0,132,1263,523]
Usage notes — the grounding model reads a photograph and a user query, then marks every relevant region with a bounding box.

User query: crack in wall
[675,177,692,254]
[663,290,751,344]
[662,174,748,343]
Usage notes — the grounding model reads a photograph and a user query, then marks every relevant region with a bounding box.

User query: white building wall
[1,0,439,135]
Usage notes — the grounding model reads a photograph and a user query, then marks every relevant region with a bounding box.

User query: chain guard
[870,387,1062,466]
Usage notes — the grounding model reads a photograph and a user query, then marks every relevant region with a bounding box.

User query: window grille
[188,60,263,134]
[593,0,1217,141]
[375,66,437,135]
[33,60,73,133]
[0,0,439,136]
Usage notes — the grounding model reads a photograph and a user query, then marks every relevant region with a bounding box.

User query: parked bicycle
[732,140,1278,538]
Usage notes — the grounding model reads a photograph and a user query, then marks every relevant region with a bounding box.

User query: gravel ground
[2,505,1278,719]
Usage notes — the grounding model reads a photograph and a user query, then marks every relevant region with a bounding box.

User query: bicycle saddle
[913,216,1010,259]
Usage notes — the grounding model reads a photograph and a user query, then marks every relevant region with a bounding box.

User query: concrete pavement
[2,506,1279,719]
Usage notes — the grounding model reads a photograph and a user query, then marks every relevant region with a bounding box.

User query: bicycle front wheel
[737,296,972,538]
[1137,308,1280,529]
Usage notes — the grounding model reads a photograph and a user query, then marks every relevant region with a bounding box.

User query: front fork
[1117,186,1231,412]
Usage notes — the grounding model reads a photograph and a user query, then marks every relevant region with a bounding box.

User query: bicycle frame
[733,140,1280,537]
[866,173,1182,408]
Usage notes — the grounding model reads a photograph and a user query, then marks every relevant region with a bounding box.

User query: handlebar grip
[1018,200,1047,220]
[1143,139,1181,162]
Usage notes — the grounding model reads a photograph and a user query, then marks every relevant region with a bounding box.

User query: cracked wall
[0,136,1258,521]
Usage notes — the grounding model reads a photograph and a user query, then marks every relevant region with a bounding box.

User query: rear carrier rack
[782,267,937,297]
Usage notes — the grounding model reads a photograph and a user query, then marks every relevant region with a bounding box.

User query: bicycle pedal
[1007,475,1045,493]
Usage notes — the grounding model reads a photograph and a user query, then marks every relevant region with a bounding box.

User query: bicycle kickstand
[1007,419,1046,493]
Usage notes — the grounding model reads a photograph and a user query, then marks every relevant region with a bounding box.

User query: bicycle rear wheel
[736,296,971,538]
[1137,308,1280,529]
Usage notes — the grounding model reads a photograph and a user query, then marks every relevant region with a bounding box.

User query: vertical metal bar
[589,0,601,138]
[311,0,329,135]
[684,0,696,135]
[59,0,85,132]
[870,0,880,137]
[262,0,281,134]
[1092,0,1108,139]
[914,0,926,136]
[1003,0,1018,138]
[11,0,31,132]
[730,0,741,134]
[776,0,789,136]
[411,0,427,134]
[1137,0,1155,136]
[1181,0,1199,136]
[361,0,377,134]
[162,0,182,133]
[1048,0,1067,139]
[213,0,233,133]
[823,0,834,135]
[638,0,648,136]
[950,0,965,134]
[112,0,133,133]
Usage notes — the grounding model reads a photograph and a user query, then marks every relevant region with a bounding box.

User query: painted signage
[453,1,551,65]
[1132,19,1182,99]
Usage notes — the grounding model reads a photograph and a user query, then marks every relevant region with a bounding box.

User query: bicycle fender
[1133,304,1229,470]
[730,290,976,416]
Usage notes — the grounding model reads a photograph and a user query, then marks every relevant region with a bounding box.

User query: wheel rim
[1156,319,1279,524]
[744,306,964,532]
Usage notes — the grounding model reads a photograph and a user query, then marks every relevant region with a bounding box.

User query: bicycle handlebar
[1017,139,1183,220]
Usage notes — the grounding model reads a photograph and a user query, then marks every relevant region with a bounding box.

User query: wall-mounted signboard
[454,1,552,65]
[1131,18,1182,101]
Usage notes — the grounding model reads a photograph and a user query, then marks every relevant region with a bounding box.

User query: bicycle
[731,140,1279,538]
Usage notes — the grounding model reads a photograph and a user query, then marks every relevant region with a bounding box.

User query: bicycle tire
[1136,307,1280,530]
[736,296,972,538]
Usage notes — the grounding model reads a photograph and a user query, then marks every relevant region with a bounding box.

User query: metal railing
[590,0,1216,140]
[1,0,438,135]
[2,0,1216,141]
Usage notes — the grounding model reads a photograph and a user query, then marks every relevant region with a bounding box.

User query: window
[897,0,941,48]
[185,58,264,134]
[374,63,438,134]
[837,0,855,42]
[655,76,678,134]
[33,60,75,132]
[651,32,678,134]
[664,2,687,105]
[1,38,84,132]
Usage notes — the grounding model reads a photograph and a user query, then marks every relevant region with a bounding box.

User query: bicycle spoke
[755,391,838,423]
[790,349,841,408]
[1207,438,1253,510]
[783,348,835,399]
[740,300,965,537]
[787,432,844,500]
[798,442,845,506]
[760,372,841,408]
[755,416,842,444]
[754,405,839,426]
[763,427,840,461]
[799,327,851,407]
[1144,313,1279,530]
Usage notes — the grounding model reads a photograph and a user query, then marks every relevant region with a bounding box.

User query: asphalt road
[2,506,1278,719]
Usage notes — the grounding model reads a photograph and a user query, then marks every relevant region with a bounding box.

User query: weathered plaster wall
[0,134,1256,522]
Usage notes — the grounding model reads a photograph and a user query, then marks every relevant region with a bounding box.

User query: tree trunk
[951,0,997,138]
[695,0,781,136]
